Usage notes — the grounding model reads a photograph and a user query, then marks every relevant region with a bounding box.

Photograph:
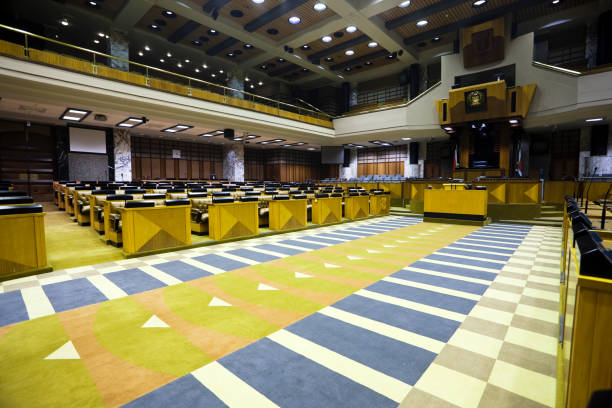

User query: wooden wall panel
[164,159,174,178]
[178,159,188,179]
[151,158,161,179]
[140,157,151,179]
[190,160,199,179]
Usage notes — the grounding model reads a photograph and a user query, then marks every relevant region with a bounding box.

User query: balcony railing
[0,24,334,128]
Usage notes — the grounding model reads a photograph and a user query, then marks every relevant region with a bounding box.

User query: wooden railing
[0,24,334,128]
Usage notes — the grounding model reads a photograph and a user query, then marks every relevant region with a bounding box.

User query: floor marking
[21,286,55,319]
[268,329,411,403]
[141,315,170,328]
[324,263,340,268]
[191,362,280,408]
[382,277,481,301]
[295,272,312,279]
[347,256,363,260]
[87,275,128,300]
[258,283,279,291]
[45,341,80,360]
[209,296,232,307]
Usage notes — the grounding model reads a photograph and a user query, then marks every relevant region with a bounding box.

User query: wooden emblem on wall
[462,17,505,68]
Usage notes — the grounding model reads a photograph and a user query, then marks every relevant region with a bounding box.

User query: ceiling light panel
[60,108,91,122]
[116,117,145,128]
[162,124,193,133]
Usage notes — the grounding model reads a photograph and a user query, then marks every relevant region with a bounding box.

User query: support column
[404,142,424,178]
[228,70,245,99]
[339,148,357,180]
[223,143,245,182]
[109,29,129,71]
[113,129,132,182]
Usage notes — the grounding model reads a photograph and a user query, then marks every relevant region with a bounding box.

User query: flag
[516,139,523,177]
[453,144,458,170]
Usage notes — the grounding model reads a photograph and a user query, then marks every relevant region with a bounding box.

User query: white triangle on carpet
[396,240,408,243]
[45,341,80,360]
[141,315,170,328]
[208,296,232,307]
[347,256,363,260]
[258,283,278,291]
[324,263,340,268]
[366,249,381,253]
[383,245,397,248]
[294,272,312,278]
[418,233,431,236]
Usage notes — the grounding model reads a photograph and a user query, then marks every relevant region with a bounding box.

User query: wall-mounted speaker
[409,142,419,165]
[223,128,235,141]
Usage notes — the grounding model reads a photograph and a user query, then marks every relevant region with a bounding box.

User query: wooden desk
[424,189,488,221]
[269,199,307,231]
[312,197,342,225]
[208,201,259,241]
[345,195,370,220]
[119,205,191,255]
[443,183,468,190]
[370,195,391,215]
[0,211,48,278]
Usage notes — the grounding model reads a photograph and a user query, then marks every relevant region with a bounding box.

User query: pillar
[228,70,245,99]
[114,128,132,182]
[339,148,357,180]
[109,29,129,71]
[223,143,245,182]
[404,142,424,178]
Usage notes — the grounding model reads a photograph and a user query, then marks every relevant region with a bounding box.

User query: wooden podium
[424,189,487,222]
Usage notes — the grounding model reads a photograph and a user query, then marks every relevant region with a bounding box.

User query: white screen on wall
[69,127,107,154]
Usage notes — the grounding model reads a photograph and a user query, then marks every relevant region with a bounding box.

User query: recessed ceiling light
[260,65,267,69]
[144,45,150,51]
[88,1,98,6]
[307,147,316,150]
[163,10,175,17]
[346,26,357,33]
[211,73,216,77]
[149,24,159,30]
[508,119,519,124]
[258,81,263,85]
[289,16,301,24]
[177,62,182,67]
[184,59,190,63]
[432,36,441,42]
[277,58,285,62]
[116,117,145,128]
[401,137,411,140]
[195,68,200,72]
[219,69,224,73]
[444,126,453,131]
[586,117,604,122]
[166,51,172,57]
[322,36,332,43]
[301,68,308,72]
[138,51,144,56]
[60,108,91,122]
[244,44,253,49]
[202,63,208,68]
[252,0,264,3]
[325,57,333,62]
[416,20,428,27]
[60,18,69,26]
[472,0,487,7]
[551,0,561,4]
[301,45,310,50]
[227,53,235,57]
[250,84,255,89]
[162,124,192,133]
[199,133,213,137]
[247,135,260,139]
[399,1,411,7]
[93,39,100,44]
[192,40,201,46]
[208,29,218,35]
[345,50,355,56]
[160,58,165,62]
[364,61,372,66]
[344,67,351,71]
[98,32,105,37]
[245,77,250,81]
[313,3,327,12]
[368,41,378,48]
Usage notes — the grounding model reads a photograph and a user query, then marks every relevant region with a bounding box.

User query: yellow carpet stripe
[268,329,412,403]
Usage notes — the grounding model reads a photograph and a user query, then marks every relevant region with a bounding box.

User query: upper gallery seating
[322,174,405,183]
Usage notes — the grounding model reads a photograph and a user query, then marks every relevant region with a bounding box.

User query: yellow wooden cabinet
[312,197,342,225]
[208,201,259,241]
[0,212,48,278]
[269,199,307,231]
[345,195,370,220]
[370,195,391,215]
[424,189,487,220]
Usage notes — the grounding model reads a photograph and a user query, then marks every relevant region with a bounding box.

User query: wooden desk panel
[370,195,391,215]
[120,205,191,255]
[312,197,342,225]
[208,202,258,241]
[269,199,307,231]
[424,190,487,220]
[345,196,370,220]
[0,212,47,277]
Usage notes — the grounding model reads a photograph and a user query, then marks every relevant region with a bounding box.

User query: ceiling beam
[330,49,389,70]
[113,0,155,30]
[168,21,201,43]
[202,0,232,14]
[206,37,239,56]
[402,0,551,45]
[307,34,370,62]
[386,0,470,30]
[244,0,310,32]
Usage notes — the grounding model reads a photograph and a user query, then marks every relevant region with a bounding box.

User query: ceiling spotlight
[88,1,98,6]
[60,18,69,26]
[301,45,310,50]
[508,119,519,125]
[444,126,453,131]
[586,117,604,122]
[472,0,487,7]
[163,10,175,17]
[307,147,316,150]
[138,51,144,56]
[345,50,355,56]
[401,137,412,140]
[346,26,357,33]
[202,63,208,68]
[551,0,561,4]
[185,59,190,63]
[322,35,332,43]
[245,77,250,81]
[195,68,200,73]
[160,58,165,62]
[250,84,255,89]
[277,58,285,62]
[144,45,151,51]
[149,24,159,30]
[432,36,441,42]
[211,73,216,77]
[417,20,428,27]
[325,57,333,62]
[219,69,224,73]
[344,67,351,71]
[98,32,105,37]
[166,51,172,57]
[227,53,235,57]
[314,3,327,12]
[177,62,182,68]
[252,0,265,3]
[244,44,253,49]
[192,40,201,46]
[364,61,372,65]
[93,39,100,44]
[368,41,378,48]
[289,16,301,24]
[258,81,263,85]
[399,0,411,7]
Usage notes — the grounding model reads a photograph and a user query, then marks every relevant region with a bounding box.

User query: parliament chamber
[1,0,612,407]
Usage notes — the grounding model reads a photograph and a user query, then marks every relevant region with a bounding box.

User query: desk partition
[312,197,342,225]
[269,199,307,231]
[369,195,391,215]
[345,195,370,220]
[424,190,487,221]
[208,201,259,241]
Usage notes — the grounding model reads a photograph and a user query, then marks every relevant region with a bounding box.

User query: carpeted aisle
[0,218,561,408]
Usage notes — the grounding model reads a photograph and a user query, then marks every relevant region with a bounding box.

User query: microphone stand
[584,167,598,215]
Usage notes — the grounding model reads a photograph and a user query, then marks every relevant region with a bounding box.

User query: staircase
[500,204,563,227]
[390,206,421,218]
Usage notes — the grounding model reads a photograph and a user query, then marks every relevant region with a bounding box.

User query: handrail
[296,98,329,115]
[0,23,333,121]
[335,82,441,118]
[532,61,582,76]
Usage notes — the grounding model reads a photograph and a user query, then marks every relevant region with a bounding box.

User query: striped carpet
[0,217,561,408]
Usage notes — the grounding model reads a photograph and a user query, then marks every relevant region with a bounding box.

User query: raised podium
[424,189,488,224]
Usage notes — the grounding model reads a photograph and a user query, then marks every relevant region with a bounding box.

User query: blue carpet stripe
[410,260,498,281]
[298,236,347,245]
[219,338,397,408]
[286,313,437,385]
[226,248,280,263]
[392,269,489,295]
[0,291,28,326]
[316,232,357,241]
[424,254,505,270]
[254,244,305,255]
[436,248,510,261]
[193,254,250,271]
[105,268,167,295]
[43,278,108,312]
[448,242,515,254]
[467,234,525,243]
[279,239,328,250]
[153,261,213,282]
[456,238,519,248]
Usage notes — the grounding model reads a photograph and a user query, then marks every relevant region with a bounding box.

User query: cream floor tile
[447,328,503,359]
[469,305,514,326]
[488,360,556,407]
[515,303,559,324]
[504,326,557,356]
[415,363,487,408]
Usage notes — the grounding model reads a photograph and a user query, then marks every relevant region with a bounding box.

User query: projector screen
[321,146,344,164]
[69,127,107,154]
